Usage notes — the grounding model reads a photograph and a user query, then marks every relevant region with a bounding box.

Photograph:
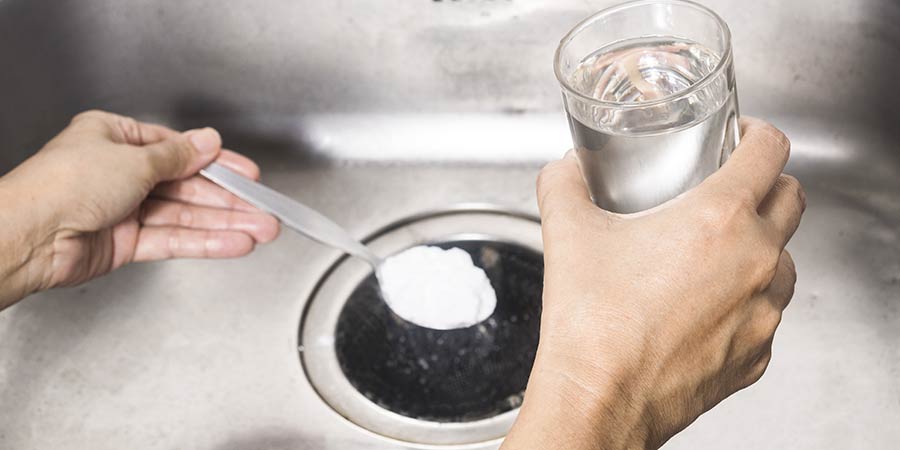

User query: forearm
[0,174,57,310]
[502,345,652,450]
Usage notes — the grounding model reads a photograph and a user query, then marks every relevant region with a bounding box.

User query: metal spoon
[200,162,498,331]
[200,162,383,269]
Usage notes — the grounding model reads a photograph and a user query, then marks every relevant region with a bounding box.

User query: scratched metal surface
[0,0,898,448]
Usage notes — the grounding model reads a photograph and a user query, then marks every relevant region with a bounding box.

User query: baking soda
[377,245,497,330]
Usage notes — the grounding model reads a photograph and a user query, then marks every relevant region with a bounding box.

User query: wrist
[0,176,59,308]
[504,343,653,450]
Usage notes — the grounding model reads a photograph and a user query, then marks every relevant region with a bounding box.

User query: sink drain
[336,239,542,422]
[299,208,543,446]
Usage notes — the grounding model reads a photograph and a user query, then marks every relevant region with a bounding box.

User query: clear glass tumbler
[554,0,740,214]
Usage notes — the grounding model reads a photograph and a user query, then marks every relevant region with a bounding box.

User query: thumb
[536,150,596,222]
[144,127,221,182]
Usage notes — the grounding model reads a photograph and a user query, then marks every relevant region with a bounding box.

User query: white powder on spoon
[376,245,497,330]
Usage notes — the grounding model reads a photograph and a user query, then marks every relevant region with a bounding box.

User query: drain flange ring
[299,209,543,447]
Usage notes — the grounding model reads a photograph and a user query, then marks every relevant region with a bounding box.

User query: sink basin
[1,0,898,449]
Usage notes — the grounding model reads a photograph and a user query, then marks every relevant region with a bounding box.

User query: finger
[699,117,791,206]
[758,174,806,248]
[151,176,259,212]
[144,127,222,182]
[140,128,261,180]
[135,127,262,182]
[101,118,256,179]
[132,227,255,261]
[764,250,797,311]
[536,150,596,220]
[140,199,279,243]
[216,149,261,180]
[69,110,179,145]
[68,110,129,138]
[130,122,180,145]
[100,118,260,181]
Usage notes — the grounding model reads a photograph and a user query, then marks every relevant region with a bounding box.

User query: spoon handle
[200,162,381,268]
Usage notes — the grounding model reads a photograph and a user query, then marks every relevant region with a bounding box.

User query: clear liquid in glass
[566,36,739,213]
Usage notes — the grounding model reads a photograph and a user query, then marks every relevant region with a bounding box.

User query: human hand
[503,118,804,450]
[0,110,278,307]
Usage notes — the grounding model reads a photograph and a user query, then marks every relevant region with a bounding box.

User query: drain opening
[334,240,543,422]
[300,209,544,445]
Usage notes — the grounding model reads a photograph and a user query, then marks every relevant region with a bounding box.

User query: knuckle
[787,177,808,213]
[759,124,791,158]
[695,198,747,235]
[71,109,107,124]
[779,174,801,192]
[68,110,116,136]
[116,116,143,143]
[783,269,798,302]
[763,254,798,310]
[783,251,798,279]
[779,175,806,210]
[783,284,797,309]
[69,110,124,135]
[770,250,798,291]
[748,351,773,384]
[737,337,775,389]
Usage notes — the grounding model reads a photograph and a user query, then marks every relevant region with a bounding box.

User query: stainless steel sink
[1,0,898,449]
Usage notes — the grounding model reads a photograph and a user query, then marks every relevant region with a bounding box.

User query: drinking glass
[554,0,740,213]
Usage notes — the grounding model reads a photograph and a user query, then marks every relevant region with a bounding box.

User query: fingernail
[187,128,221,155]
[564,149,576,159]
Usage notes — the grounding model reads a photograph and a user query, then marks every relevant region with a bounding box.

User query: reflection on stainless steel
[0,1,898,449]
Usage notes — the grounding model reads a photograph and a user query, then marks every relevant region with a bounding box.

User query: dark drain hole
[334,240,544,422]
